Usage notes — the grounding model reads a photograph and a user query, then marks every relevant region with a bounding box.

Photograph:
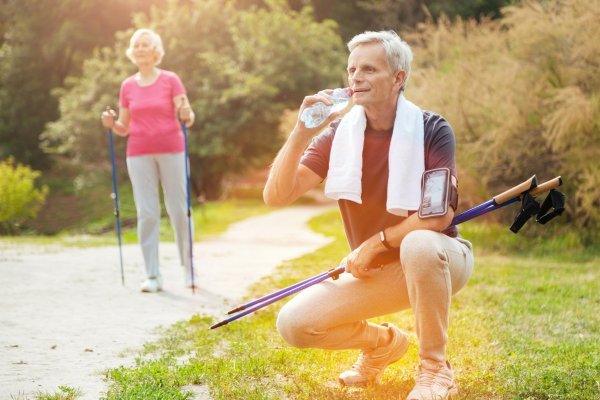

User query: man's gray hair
[347,30,413,90]
[126,28,165,66]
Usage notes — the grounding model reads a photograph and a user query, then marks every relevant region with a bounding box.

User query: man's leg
[276,261,410,350]
[400,230,474,399]
[277,261,412,385]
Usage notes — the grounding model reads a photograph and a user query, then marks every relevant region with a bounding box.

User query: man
[263,30,474,400]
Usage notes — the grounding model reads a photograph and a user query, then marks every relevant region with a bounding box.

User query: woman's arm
[101,107,130,137]
[174,94,194,127]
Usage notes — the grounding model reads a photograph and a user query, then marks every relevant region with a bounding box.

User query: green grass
[90,211,599,400]
[0,198,271,247]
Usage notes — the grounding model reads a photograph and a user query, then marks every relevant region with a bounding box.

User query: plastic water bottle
[300,88,353,128]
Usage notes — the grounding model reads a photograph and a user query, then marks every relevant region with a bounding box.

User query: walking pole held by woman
[101,28,197,293]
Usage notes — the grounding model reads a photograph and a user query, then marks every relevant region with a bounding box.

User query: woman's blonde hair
[125,28,165,66]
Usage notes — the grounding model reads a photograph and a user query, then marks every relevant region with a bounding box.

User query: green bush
[0,157,48,234]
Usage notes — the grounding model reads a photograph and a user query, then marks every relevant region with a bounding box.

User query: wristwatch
[379,229,395,250]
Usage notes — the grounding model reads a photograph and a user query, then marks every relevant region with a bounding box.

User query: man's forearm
[263,130,312,206]
[384,210,454,249]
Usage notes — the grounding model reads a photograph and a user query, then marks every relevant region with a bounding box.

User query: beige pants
[276,230,474,363]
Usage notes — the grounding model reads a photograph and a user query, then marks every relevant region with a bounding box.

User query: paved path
[0,205,334,399]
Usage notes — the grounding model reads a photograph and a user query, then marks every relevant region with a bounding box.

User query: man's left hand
[343,245,378,279]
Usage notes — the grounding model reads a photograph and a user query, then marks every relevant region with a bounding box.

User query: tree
[406,0,600,239]
[287,0,515,42]
[0,0,164,169]
[44,0,346,198]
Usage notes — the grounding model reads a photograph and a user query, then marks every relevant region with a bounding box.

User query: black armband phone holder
[418,168,458,218]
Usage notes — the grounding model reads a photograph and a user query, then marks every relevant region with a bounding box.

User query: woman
[101,28,196,293]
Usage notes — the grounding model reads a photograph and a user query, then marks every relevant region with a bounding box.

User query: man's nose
[349,72,363,83]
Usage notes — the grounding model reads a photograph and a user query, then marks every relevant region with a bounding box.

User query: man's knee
[400,230,446,277]
[276,303,320,349]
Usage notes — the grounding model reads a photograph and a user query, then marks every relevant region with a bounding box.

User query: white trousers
[127,152,193,279]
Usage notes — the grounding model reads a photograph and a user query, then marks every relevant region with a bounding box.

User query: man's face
[347,43,405,109]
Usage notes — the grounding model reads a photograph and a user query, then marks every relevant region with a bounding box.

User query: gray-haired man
[263,30,474,399]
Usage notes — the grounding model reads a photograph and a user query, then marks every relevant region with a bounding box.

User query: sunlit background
[1,0,598,247]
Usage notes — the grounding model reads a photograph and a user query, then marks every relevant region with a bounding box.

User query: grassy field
[26,209,600,400]
[0,197,271,248]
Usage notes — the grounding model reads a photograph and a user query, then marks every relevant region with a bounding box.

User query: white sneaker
[406,359,458,400]
[140,277,163,293]
[338,323,410,386]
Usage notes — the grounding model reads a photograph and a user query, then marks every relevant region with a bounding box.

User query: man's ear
[394,70,407,90]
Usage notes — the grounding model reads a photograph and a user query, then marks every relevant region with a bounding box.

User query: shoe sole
[140,287,163,293]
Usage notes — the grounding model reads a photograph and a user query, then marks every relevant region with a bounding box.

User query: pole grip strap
[510,193,541,233]
[536,189,565,225]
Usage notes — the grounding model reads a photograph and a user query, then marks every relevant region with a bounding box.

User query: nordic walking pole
[223,175,550,317]
[451,176,563,225]
[211,175,563,330]
[210,266,346,329]
[226,269,335,315]
[181,121,196,294]
[107,121,125,286]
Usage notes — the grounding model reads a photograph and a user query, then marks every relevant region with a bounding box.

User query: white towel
[324,94,425,217]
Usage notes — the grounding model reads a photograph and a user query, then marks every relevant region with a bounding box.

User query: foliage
[288,0,515,41]
[0,0,164,169]
[0,157,48,234]
[43,0,346,199]
[406,0,600,241]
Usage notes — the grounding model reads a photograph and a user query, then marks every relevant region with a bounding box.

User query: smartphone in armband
[419,168,451,218]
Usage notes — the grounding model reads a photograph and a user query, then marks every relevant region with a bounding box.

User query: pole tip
[209,320,227,330]
[227,306,245,315]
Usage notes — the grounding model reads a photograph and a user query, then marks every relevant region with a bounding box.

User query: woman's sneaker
[338,323,410,386]
[140,277,163,293]
[406,359,458,400]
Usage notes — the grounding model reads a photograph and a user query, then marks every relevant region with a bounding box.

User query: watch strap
[379,230,395,250]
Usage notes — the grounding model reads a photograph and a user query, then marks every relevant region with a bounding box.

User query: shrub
[0,157,48,234]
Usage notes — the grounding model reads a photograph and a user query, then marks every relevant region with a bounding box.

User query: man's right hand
[294,90,341,134]
[101,108,117,129]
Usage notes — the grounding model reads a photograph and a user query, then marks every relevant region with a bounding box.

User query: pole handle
[493,175,537,205]
[529,176,562,197]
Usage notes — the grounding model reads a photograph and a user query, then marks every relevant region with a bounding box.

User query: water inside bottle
[300,88,353,128]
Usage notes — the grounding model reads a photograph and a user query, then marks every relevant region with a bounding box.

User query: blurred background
[1,0,597,248]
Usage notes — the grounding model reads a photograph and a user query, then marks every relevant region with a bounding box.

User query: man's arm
[263,134,322,206]
[263,92,341,207]
[344,208,455,278]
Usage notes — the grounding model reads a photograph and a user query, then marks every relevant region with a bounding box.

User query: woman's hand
[101,107,129,136]
[176,95,194,127]
[101,108,117,129]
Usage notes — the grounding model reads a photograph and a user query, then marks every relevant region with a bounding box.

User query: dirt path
[0,205,334,399]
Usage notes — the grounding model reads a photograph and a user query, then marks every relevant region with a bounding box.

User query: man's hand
[294,90,341,135]
[342,242,380,279]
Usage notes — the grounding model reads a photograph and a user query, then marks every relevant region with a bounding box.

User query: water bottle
[300,88,353,128]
